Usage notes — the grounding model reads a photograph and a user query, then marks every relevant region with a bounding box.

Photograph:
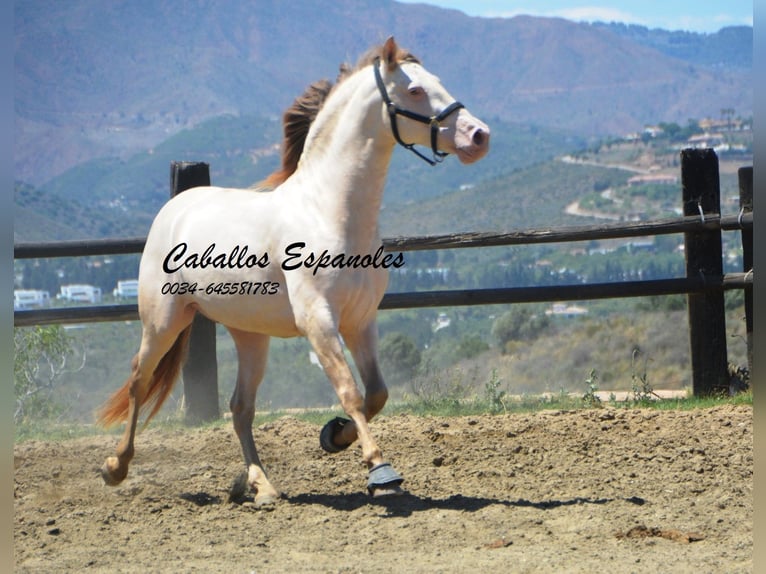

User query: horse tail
[98,325,193,429]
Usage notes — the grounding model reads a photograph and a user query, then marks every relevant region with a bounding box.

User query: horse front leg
[227,329,279,507]
[306,318,403,496]
[327,320,389,449]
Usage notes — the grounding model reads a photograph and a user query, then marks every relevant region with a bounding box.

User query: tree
[491,307,550,352]
[379,332,422,385]
[658,122,681,140]
[454,334,490,360]
[14,326,85,424]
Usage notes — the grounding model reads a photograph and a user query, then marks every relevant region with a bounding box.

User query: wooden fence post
[681,148,728,396]
[738,166,753,378]
[170,161,220,424]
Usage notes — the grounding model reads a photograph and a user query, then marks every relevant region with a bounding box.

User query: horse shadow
[178,487,647,517]
[281,492,647,518]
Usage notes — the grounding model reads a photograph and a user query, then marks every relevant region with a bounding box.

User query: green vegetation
[14,326,84,428]
[13,283,749,438]
[379,332,422,386]
[15,383,751,444]
[581,369,602,408]
[491,306,550,354]
[15,315,751,443]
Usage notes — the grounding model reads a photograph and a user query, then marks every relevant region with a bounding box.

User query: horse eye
[408,87,424,97]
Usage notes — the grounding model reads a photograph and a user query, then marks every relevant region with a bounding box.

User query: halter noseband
[373,57,464,166]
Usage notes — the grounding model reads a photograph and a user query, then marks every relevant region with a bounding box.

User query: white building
[113,279,139,298]
[546,303,588,318]
[59,284,102,304]
[433,312,451,332]
[14,290,50,310]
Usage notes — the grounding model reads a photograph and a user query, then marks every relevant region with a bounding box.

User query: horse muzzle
[453,112,490,164]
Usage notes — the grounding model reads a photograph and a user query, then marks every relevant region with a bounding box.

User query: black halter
[373,57,464,166]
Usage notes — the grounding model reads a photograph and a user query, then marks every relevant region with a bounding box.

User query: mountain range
[14,0,752,241]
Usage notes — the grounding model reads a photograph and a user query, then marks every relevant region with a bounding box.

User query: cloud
[552,6,647,25]
[671,13,753,32]
[480,4,751,32]
[484,5,645,23]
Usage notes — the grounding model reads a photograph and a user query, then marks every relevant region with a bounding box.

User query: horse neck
[292,69,394,247]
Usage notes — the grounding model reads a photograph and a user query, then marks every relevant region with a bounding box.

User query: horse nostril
[473,129,487,147]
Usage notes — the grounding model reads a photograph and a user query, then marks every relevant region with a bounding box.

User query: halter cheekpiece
[373,57,464,165]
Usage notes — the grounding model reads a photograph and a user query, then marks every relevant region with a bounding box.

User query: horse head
[376,36,490,165]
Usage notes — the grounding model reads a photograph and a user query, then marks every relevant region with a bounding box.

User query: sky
[396,0,753,33]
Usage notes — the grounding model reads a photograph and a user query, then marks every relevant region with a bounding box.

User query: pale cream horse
[98,37,490,505]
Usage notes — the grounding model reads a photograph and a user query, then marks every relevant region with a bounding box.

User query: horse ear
[382,36,398,70]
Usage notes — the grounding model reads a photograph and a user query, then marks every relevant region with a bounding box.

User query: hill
[594,23,752,69]
[380,160,631,236]
[14,115,583,241]
[14,180,141,241]
[15,0,751,186]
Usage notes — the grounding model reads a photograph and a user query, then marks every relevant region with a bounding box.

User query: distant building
[113,279,139,298]
[643,125,664,138]
[627,174,677,186]
[433,312,451,332]
[14,290,50,310]
[626,237,656,252]
[686,133,725,149]
[58,284,102,304]
[698,117,745,132]
[545,303,588,318]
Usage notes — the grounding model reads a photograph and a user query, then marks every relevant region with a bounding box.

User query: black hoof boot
[319,417,352,453]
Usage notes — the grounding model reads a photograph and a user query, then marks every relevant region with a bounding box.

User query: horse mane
[258,78,334,188]
[257,42,420,189]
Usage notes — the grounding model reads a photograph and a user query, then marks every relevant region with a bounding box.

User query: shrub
[379,332,422,385]
[14,326,82,424]
[491,306,550,352]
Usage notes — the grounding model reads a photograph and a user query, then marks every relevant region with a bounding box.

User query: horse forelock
[257,41,420,189]
[353,44,420,71]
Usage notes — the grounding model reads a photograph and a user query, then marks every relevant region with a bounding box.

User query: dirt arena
[14,404,752,573]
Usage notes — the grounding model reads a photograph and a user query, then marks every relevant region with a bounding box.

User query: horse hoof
[370,484,405,497]
[319,417,352,453]
[254,494,278,509]
[229,471,279,508]
[100,457,126,486]
[367,462,404,496]
[228,471,249,503]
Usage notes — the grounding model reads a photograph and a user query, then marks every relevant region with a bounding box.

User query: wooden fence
[14,150,753,422]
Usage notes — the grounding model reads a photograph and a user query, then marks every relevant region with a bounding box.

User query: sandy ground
[14,404,752,573]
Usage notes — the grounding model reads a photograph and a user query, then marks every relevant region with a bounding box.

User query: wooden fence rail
[13,151,754,420]
[13,274,751,326]
[12,212,752,259]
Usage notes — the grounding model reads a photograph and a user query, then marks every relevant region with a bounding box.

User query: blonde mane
[258,43,420,189]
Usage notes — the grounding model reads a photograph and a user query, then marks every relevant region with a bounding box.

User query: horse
[98,36,490,505]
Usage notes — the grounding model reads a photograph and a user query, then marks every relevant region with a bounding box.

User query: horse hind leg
[99,352,143,486]
[98,312,194,486]
[227,329,279,507]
